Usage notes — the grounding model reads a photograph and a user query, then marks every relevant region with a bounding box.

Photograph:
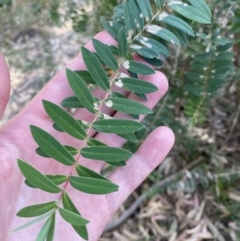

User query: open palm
[0,32,174,241]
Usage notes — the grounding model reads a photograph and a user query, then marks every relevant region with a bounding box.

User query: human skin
[0,31,175,241]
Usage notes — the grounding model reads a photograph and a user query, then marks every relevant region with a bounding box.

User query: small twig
[104,158,203,232]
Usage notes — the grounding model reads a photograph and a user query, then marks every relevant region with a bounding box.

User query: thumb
[0,52,10,119]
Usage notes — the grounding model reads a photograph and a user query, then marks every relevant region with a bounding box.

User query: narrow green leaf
[130,45,159,59]
[105,97,153,115]
[157,13,195,36]
[136,0,152,21]
[167,1,211,24]
[25,175,67,188]
[129,0,144,30]
[87,138,107,147]
[17,202,56,218]
[81,146,133,162]
[155,0,164,8]
[76,165,108,181]
[92,38,118,71]
[36,216,52,241]
[30,125,75,166]
[61,96,84,108]
[81,46,110,90]
[118,133,138,142]
[18,160,61,193]
[101,17,120,40]
[136,36,170,56]
[58,207,89,226]
[35,147,51,158]
[135,93,147,101]
[36,146,78,158]
[118,28,128,57]
[141,56,162,67]
[43,100,87,140]
[106,161,126,166]
[119,77,158,94]
[46,213,55,241]
[70,176,118,195]
[11,210,55,233]
[188,0,212,19]
[146,25,181,46]
[122,60,155,75]
[75,70,96,84]
[53,123,64,132]
[66,68,96,114]
[93,119,144,134]
[62,192,88,240]
[123,2,134,34]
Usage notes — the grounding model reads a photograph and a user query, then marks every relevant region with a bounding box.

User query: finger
[106,126,175,215]
[0,52,10,119]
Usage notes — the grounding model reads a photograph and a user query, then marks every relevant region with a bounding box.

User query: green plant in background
[184,29,234,126]
[10,0,214,240]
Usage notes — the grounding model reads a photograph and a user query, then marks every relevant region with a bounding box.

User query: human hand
[0,32,175,241]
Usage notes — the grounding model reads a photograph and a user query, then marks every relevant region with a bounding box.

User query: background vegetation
[0,0,240,240]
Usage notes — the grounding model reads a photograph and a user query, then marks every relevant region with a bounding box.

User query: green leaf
[118,28,128,57]
[93,119,144,134]
[46,213,55,241]
[119,77,158,94]
[129,0,144,30]
[81,46,111,90]
[146,25,181,46]
[101,17,120,40]
[62,192,88,240]
[106,161,126,166]
[66,68,96,114]
[70,176,118,195]
[157,13,195,36]
[53,123,64,132]
[76,165,108,181]
[36,145,78,158]
[136,36,170,57]
[136,0,152,22]
[167,1,211,24]
[141,56,162,67]
[81,146,133,162]
[130,45,159,59]
[155,0,164,8]
[18,160,61,193]
[105,97,153,115]
[61,96,84,108]
[123,2,135,34]
[11,210,55,233]
[188,0,212,19]
[17,202,56,218]
[58,207,89,226]
[43,100,87,140]
[118,133,138,142]
[25,175,67,188]
[36,216,52,241]
[30,125,75,166]
[87,138,107,147]
[122,60,155,75]
[75,70,96,84]
[92,38,118,71]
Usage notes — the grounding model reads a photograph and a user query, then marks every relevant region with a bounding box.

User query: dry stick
[104,158,203,232]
